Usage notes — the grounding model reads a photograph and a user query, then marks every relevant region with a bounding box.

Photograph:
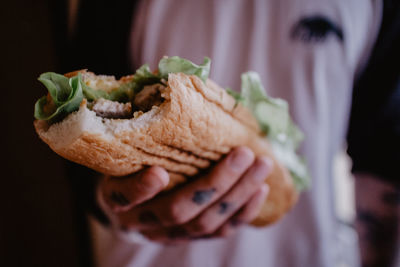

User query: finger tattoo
[218,202,231,214]
[192,188,216,205]
[110,191,130,206]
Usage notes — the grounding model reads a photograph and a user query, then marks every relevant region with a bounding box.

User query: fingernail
[142,166,170,190]
[228,147,254,172]
[150,166,170,188]
[253,157,273,182]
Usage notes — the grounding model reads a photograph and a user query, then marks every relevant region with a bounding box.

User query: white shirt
[92,0,382,266]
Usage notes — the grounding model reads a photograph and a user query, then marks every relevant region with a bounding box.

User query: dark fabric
[347,0,400,187]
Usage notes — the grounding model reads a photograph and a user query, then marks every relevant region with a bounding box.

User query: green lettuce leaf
[34,57,212,123]
[159,56,211,82]
[82,81,134,103]
[80,81,109,101]
[34,73,84,122]
[130,64,163,94]
[226,88,245,103]
[240,71,310,190]
[135,64,160,81]
[107,82,135,103]
[128,56,212,95]
[38,72,73,106]
[34,72,136,122]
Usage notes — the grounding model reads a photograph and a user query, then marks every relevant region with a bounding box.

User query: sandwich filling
[88,83,167,118]
[90,99,132,119]
[34,56,310,190]
[34,56,210,123]
[133,83,166,112]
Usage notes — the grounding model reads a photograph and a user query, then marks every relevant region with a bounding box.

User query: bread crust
[34,73,298,226]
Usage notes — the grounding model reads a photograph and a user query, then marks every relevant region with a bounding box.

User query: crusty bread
[34,73,298,225]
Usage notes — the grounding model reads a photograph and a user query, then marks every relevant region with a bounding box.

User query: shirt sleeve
[346,0,400,186]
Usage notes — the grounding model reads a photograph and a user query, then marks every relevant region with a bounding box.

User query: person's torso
[93,0,382,266]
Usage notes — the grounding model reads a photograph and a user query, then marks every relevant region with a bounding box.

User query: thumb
[100,166,169,212]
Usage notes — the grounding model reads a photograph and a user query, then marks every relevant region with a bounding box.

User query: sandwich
[33,56,309,226]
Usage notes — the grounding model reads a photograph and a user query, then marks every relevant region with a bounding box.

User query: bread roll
[34,72,298,225]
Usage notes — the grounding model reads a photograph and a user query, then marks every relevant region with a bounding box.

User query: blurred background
[0,1,357,266]
[1,1,91,266]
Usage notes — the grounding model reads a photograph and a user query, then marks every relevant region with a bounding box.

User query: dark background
[1,1,84,266]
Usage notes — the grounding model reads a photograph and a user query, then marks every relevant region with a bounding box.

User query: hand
[99,147,272,243]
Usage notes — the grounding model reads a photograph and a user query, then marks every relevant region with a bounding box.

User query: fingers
[120,147,255,228]
[101,166,169,212]
[216,184,269,237]
[184,158,272,236]
[140,184,270,243]
[234,184,270,224]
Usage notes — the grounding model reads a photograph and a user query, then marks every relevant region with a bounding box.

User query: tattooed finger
[216,185,269,237]
[101,167,169,212]
[184,159,271,236]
